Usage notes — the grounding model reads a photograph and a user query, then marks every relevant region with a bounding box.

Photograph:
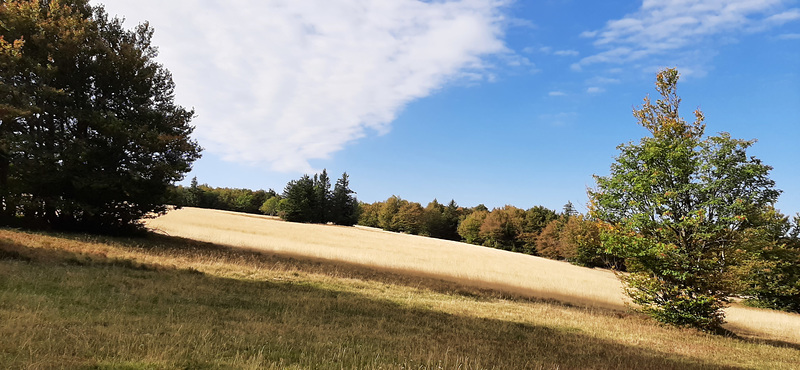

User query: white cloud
[535,47,579,57]
[575,1,800,70]
[538,112,577,127]
[548,91,567,96]
[99,0,510,172]
[588,76,620,85]
[778,33,800,39]
[766,9,800,25]
[553,49,580,56]
[587,87,605,94]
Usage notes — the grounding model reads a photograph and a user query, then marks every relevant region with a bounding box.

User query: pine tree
[330,172,358,226]
[281,175,315,222]
[0,0,201,233]
[312,169,331,223]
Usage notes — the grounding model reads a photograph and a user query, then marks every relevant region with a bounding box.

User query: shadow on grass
[0,236,755,369]
[42,229,541,303]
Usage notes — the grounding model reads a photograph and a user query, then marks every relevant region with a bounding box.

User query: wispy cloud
[548,91,567,96]
[586,87,605,94]
[538,112,578,127]
[553,49,579,57]
[587,76,620,85]
[534,46,579,57]
[101,0,511,172]
[574,0,800,71]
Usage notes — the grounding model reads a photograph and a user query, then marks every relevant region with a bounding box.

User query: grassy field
[146,208,629,311]
[146,207,800,345]
[0,209,796,368]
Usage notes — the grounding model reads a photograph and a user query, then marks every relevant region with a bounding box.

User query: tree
[281,175,315,222]
[519,206,558,253]
[589,68,781,331]
[558,215,622,268]
[187,177,201,207]
[735,210,800,313]
[563,201,578,217]
[312,169,331,223]
[535,217,566,260]
[458,210,488,245]
[422,199,446,238]
[259,195,282,216]
[440,200,463,241]
[378,196,404,232]
[0,0,201,233]
[330,172,358,226]
[357,201,381,228]
[480,206,525,250]
[396,201,424,234]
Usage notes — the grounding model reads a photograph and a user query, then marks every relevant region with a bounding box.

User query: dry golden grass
[145,207,800,345]
[2,227,800,369]
[145,207,627,310]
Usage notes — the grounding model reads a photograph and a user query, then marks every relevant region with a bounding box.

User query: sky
[98,0,800,215]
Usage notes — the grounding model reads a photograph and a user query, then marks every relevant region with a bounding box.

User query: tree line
[167,178,277,215]
[358,199,624,269]
[167,170,358,226]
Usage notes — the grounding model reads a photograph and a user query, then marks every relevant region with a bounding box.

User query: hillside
[146,207,800,345]
[1,207,799,368]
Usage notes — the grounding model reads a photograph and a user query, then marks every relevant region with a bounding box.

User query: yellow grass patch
[145,207,800,345]
[2,226,799,368]
[146,207,627,310]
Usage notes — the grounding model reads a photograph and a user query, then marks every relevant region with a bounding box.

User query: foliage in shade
[589,68,782,330]
[735,211,800,313]
[166,179,277,215]
[0,0,201,233]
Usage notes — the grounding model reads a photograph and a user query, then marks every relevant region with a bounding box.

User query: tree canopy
[590,68,782,330]
[0,0,201,233]
[281,170,358,225]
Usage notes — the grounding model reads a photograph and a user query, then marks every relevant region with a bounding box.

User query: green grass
[1,228,798,369]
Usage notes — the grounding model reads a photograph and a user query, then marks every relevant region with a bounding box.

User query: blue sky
[99,0,800,215]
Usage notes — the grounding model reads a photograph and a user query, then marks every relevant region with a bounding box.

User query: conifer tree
[0,0,201,233]
[330,172,358,226]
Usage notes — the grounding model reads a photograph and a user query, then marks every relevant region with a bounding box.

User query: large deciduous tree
[589,68,781,331]
[0,0,201,233]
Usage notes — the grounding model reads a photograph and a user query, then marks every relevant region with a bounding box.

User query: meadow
[146,207,800,344]
[0,207,798,368]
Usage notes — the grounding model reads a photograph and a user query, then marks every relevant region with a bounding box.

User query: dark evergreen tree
[330,172,358,226]
[312,169,331,223]
[441,200,462,241]
[187,177,201,207]
[281,175,315,222]
[563,201,578,217]
[0,0,201,233]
